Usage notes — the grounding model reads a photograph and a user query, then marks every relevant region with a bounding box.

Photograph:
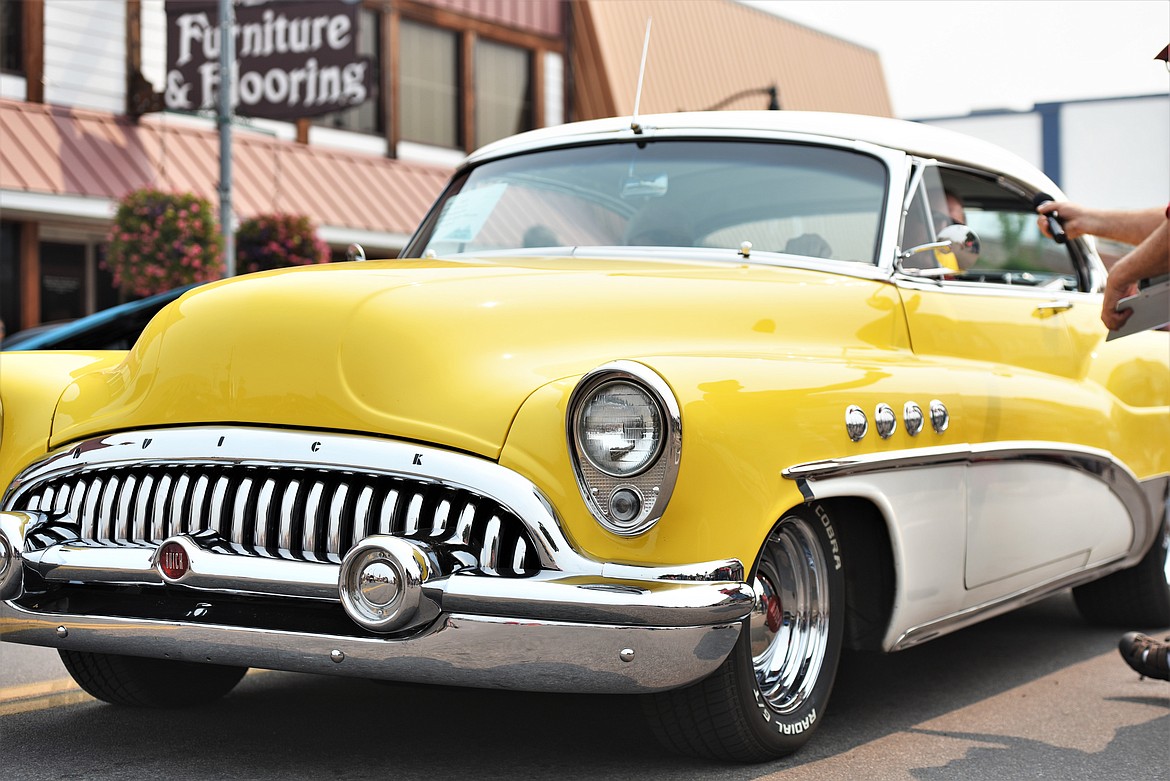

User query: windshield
[405,140,888,264]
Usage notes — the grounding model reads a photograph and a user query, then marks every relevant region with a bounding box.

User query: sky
[748,1,1170,118]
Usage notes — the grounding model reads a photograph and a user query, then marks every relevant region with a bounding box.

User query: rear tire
[59,649,247,708]
[644,504,845,762]
[1073,514,1170,627]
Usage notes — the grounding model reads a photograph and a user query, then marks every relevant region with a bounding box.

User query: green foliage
[235,213,331,274]
[995,212,1045,272]
[104,189,224,297]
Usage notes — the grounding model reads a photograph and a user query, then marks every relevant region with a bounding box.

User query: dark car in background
[0,284,201,351]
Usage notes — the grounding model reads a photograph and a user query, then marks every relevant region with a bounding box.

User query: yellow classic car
[1,111,1167,762]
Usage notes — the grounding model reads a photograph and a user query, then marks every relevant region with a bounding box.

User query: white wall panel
[920,113,1043,171]
[43,0,126,113]
[543,51,563,128]
[141,0,168,92]
[1,73,27,101]
[919,95,1168,211]
[1060,97,1170,209]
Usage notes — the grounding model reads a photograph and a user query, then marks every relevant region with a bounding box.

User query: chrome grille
[11,463,540,576]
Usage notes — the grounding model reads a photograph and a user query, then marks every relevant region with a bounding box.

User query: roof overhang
[0,99,450,250]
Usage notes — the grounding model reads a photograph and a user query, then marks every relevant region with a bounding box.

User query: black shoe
[1118,632,1170,681]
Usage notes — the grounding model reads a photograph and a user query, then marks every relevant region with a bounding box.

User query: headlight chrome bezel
[567,362,682,536]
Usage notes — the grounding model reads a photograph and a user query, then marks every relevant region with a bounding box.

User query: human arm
[1101,217,1170,330]
[1037,202,1165,245]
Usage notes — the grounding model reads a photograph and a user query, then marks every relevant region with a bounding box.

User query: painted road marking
[0,669,275,716]
[0,678,91,716]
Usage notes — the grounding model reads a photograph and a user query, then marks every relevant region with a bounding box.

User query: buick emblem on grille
[157,541,190,580]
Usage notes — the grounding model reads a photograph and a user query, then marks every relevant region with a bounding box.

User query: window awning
[0,99,452,251]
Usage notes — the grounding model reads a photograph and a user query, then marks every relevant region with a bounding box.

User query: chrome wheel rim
[749,515,831,714]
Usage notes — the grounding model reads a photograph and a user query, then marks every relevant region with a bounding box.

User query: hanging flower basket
[104,189,224,297]
[235,213,331,274]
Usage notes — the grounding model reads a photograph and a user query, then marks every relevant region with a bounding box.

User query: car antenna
[630,18,652,134]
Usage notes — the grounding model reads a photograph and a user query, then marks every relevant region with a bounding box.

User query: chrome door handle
[1035,299,1073,314]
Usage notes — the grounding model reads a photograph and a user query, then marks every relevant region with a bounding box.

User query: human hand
[1101,274,1138,331]
[1036,201,1098,241]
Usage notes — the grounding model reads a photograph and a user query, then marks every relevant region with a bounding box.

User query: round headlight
[576,380,664,477]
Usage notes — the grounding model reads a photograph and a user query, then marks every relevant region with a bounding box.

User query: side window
[935,169,1082,291]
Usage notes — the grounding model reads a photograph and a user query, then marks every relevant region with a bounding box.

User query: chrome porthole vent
[903,402,924,436]
[845,405,868,442]
[874,403,897,439]
[929,400,950,433]
[568,362,681,536]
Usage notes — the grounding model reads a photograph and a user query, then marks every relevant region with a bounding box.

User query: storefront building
[1,0,889,334]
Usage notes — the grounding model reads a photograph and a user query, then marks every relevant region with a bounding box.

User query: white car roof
[465,110,1062,197]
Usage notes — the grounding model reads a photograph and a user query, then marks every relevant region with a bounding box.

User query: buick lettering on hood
[1,112,1167,762]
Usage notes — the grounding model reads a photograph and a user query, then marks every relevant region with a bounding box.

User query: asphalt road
[1,591,1167,780]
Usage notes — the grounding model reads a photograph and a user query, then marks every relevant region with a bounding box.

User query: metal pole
[218,0,235,278]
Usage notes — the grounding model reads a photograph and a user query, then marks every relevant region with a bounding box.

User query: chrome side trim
[889,554,1155,651]
[784,441,1162,564]
[785,443,1168,651]
[0,601,742,694]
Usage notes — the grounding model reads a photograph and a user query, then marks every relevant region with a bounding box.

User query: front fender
[0,352,125,495]
[498,349,953,569]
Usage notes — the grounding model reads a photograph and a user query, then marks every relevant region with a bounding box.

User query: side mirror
[346,243,366,262]
[938,224,980,269]
[897,224,980,277]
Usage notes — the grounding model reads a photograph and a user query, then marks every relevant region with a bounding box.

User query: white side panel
[43,0,126,113]
[801,466,968,650]
[965,461,1132,590]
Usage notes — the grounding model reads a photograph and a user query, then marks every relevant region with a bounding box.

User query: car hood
[50,257,903,457]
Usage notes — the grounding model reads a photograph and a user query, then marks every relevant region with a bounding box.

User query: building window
[0,0,22,74]
[0,221,20,334]
[39,241,87,324]
[399,20,460,149]
[475,39,532,149]
[313,7,382,135]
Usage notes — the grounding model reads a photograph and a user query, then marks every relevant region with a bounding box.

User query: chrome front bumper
[0,428,754,692]
[0,510,752,693]
[0,603,743,693]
